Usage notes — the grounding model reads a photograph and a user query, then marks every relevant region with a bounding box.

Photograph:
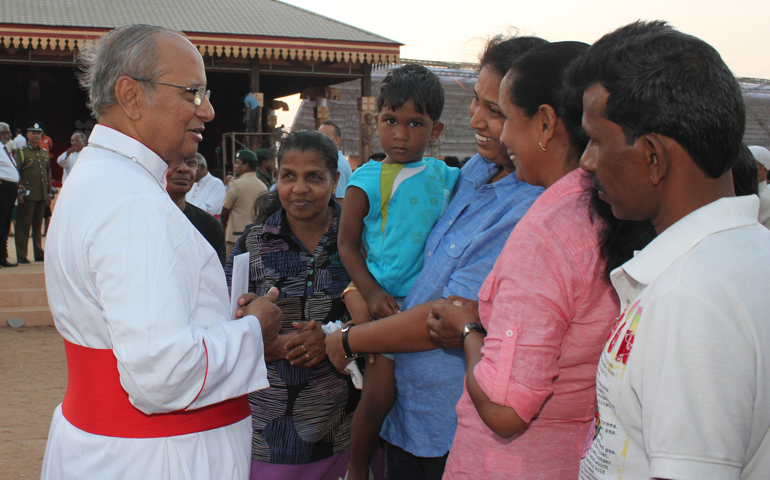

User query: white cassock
[186,171,226,216]
[41,125,269,480]
[56,150,79,183]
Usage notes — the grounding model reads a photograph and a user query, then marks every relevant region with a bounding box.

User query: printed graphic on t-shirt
[580,299,643,480]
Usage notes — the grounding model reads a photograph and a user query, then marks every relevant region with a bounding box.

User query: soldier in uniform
[15,121,51,263]
[220,149,267,259]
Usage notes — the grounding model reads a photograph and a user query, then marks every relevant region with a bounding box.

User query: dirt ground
[0,326,66,480]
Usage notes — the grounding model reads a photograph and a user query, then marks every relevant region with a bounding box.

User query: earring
[539,143,547,152]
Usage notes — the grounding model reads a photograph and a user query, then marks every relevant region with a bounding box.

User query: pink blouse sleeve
[473,214,587,423]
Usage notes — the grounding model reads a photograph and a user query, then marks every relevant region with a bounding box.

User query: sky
[275,0,770,126]
[282,0,769,78]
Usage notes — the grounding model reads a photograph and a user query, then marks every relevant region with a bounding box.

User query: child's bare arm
[338,186,399,318]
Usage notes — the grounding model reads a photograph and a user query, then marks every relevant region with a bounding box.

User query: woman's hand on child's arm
[365,289,400,319]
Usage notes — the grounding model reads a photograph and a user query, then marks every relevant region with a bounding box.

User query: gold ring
[301,344,307,352]
[305,352,310,359]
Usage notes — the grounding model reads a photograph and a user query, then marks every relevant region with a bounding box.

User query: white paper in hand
[229,252,250,320]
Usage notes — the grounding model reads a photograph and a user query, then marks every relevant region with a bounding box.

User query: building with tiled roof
[0,0,400,173]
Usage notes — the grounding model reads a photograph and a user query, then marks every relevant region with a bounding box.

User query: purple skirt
[250,448,385,480]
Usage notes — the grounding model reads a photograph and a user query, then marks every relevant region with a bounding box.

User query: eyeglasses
[132,78,211,106]
[183,158,199,169]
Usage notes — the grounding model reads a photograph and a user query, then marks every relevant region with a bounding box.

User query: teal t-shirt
[347,157,461,297]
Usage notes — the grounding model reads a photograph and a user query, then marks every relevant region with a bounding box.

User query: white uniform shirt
[41,125,269,480]
[187,172,226,216]
[0,142,19,182]
[580,196,770,480]
[56,150,79,183]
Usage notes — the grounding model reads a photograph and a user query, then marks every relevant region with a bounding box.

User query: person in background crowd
[168,156,226,265]
[0,122,19,267]
[57,132,86,183]
[41,24,281,480]
[1,123,14,155]
[347,154,362,172]
[748,145,770,228]
[326,36,547,480]
[569,20,770,480]
[318,121,352,206]
[244,92,260,132]
[442,156,461,168]
[255,148,275,188]
[221,149,267,259]
[15,121,51,264]
[186,152,225,217]
[39,128,53,155]
[225,131,361,480]
[13,128,26,150]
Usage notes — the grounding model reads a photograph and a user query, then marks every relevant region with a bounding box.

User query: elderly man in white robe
[41,25,282,480]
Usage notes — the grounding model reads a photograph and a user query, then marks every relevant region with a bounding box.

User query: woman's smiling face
[469,66,512,169]
[277,149,336,222]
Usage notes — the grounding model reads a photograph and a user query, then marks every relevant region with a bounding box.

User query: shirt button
[506,330,513,337]
[307,281,313,286]
[450,244,455,249]
[427,251,432,256]
[310,258,315,263]
[448,220,453,225]
[308,269,314,274]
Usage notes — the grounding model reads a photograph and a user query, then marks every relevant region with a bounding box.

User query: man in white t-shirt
[570,21,770,480]
[748,145,770,228]
[186,153,225,216]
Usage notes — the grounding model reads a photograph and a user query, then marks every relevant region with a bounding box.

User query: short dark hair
[565,21,745,178]
[479,35,548,77]
[506,41,590,162]
[732,144,759,197]
[254,130,339,223]
[321,121,341,139]
[377,64,444,122]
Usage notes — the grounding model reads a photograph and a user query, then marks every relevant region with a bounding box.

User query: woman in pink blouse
[426,41,655,479]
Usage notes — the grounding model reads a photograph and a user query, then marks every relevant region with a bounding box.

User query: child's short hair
[376,64,445,122]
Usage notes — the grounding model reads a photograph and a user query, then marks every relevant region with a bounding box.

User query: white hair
[78,24,184,118]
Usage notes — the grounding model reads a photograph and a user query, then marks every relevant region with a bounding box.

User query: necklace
[489,167,511,184]
[88,142,165,191]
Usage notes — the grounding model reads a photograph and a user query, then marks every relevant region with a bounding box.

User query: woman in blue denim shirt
[325,36,546,480]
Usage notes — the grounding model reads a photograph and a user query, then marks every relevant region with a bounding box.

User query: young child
[338,64,461,480]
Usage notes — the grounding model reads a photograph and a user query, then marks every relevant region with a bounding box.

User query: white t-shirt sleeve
[639,287,752,480]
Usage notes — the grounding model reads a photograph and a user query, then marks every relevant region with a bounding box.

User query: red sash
[61,339,250,438]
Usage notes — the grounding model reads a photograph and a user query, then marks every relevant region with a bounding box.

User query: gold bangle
[341,286,358,300]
